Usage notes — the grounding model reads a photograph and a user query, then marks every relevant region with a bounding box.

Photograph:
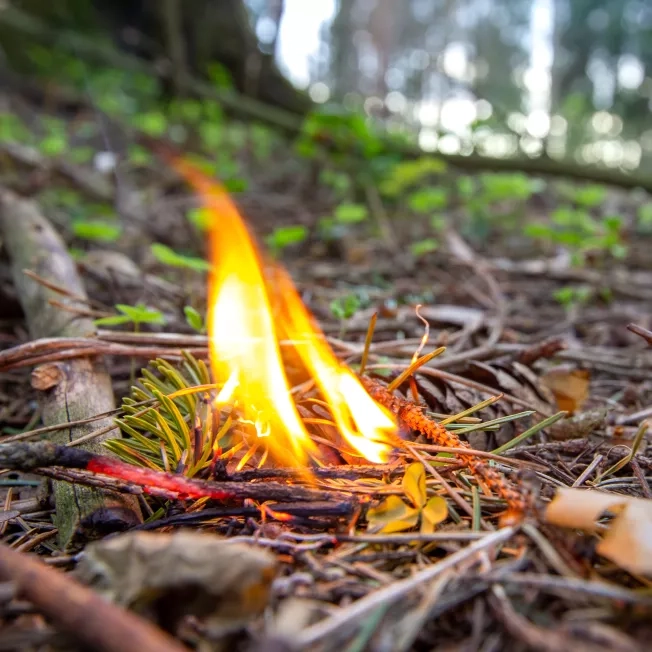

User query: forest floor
[1,78,652,652]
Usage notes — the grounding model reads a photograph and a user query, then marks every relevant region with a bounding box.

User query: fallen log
[0,189,141,548]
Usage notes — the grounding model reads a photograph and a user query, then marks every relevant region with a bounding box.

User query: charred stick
[0,442,347,503]
[135,501,355,530]
[229,464,403,482]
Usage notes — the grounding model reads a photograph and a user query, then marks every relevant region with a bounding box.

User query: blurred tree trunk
[0,0,311,114]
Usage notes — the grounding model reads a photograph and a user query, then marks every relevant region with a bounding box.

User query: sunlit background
[246,0,652,171]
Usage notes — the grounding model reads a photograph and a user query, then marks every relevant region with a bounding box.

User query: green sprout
[72,220,122,243]
[184,306,206,334]
[151,243,211,272]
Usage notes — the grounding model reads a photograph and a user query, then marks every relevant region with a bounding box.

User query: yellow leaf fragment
[545,488,652,576]
[367,495,420,533]
[403,462,427,509]
[420,496,449,534]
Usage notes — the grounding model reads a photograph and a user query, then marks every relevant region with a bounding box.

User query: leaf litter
[1,89,652,651]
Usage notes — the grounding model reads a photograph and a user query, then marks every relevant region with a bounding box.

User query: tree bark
[0,189,141,549]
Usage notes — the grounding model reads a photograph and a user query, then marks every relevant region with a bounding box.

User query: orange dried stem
[361,377,526,521]
[359,312,377,377]
[386,347,446,392]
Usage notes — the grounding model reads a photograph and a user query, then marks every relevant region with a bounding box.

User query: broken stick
[0,542,186,652]
[0,189,141,548]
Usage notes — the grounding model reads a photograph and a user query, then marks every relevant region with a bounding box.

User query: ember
[168,157,397,468]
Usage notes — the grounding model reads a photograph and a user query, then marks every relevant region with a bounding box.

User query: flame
[169,157,396,467]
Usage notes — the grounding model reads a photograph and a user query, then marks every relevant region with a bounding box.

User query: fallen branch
[0,441,349,504]
[0,542,186,652]
[628,323,652,346]
[0,189,141,547]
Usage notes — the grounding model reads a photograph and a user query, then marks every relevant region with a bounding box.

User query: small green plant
[558,182,606,208]
[366,462,448,533]
[410,238,438,258]
[95,303,166,328]
[479,173,541,203]
[319,169,351,197]
[380,158,447,197]
[525,208,627,265]
[637,204,652,233]
[0,113,31,143]
[553,285,592,309]
[186,207,211,231]
[72,220,122,243]
[151,243,211,272]
[127,145,153,167]
[407,187,449,214]
[297,107,384,160]
[330,294,362,321]
[334,202,368,224]
[134,111,168,137]
[184,306,206,333]
[265,225,308,255]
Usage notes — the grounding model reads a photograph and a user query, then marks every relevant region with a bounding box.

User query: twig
[0,542,186,652]
[293,526,516,649]
[627,323,652,346]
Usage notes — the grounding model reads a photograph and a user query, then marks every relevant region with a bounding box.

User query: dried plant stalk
[361,377,526,522]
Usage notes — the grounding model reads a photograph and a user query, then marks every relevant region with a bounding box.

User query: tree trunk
[0,0,310,115]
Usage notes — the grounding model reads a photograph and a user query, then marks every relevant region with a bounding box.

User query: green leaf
[571,184,606,208]
[128,145,152,166]
[334,203,368,224]
[186,207,212,231]
[135,111,167,136]
[420,496,448,534]
[72,220,121,242]
[402,462,426,509]
[266,225,308,252]
[366,495,420,533]
[93,314,132,326]
[408,187,449,213]
[115,303,166,325]
[39,133,67,157]
[330,294,361,320]
[638,204,652,226]
[151,243,211,272]
[410,239,438,258]
[184,306,205,333]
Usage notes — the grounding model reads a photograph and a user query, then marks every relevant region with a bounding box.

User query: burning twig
[360,377,527,523]
[0,441,349,505]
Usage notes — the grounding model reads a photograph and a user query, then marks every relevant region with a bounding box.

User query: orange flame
[170,158,396,467]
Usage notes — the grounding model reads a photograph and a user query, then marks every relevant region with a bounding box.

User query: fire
[170,158,397,468]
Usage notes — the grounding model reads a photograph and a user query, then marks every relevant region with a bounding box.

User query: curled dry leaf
[75,531,277,635]
[545,488,652,576]
[540,367,590,414]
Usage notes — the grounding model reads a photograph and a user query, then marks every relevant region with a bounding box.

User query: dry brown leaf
[540,367,590,413]
[75,531,276,635]
[545,488,652,575]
